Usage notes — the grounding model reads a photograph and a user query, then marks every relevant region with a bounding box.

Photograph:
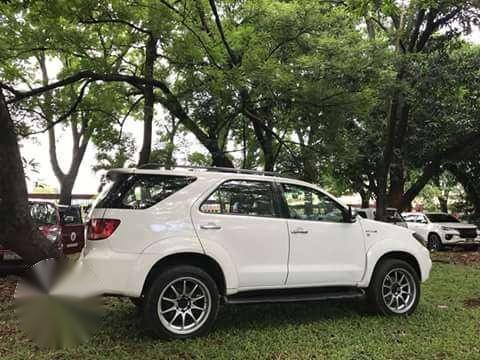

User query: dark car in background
[58,205,85,255]
[0,201,63,270]
[0,202,85,272]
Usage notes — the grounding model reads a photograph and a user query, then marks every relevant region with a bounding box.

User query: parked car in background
[0,201,63,270]
[58,205,85,255]
[402,212,480,251]
[355,208,408,228]
[62,166,432,339]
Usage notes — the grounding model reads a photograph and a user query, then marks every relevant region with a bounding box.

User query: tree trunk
[211,149,234,168]
[387,161,405,209]
[438,196,448,213]
[138,34,156,166]
[359,189,371,208]
[59,175,76,206]
[0,90,62,264]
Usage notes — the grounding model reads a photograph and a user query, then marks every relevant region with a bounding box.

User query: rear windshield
[96,174,196,209]
[426,213,459,223]
[29,202,57,225]
[59,206,83,224]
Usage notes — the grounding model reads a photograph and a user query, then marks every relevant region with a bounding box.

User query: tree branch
[208,0,238,66]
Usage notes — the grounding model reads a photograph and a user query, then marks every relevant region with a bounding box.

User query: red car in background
[0,202,85,272]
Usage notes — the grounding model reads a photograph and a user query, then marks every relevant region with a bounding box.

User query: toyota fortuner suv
[402,212,480,251]
[65,166,431,339]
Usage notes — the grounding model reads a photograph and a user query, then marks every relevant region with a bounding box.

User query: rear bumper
[51,246,141,298]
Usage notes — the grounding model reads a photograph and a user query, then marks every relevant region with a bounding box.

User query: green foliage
[1,0,480,210]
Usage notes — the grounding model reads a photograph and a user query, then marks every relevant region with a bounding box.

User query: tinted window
[59,206,82,224]
[426,213,459,223]
[200,180,278,218]
[29,202,57,225]
[97,174,196,209]
[281,184,345,222]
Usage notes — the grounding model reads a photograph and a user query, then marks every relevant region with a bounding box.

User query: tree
[0,90,62,263]
[351,0,480,219]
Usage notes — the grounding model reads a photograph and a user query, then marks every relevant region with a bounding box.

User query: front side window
[281,184,346,222]
[200,180,278,218]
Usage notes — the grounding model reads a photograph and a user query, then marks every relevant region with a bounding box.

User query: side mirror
[345,205,356,223]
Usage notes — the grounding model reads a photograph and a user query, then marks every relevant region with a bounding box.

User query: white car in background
[402,212,480,251]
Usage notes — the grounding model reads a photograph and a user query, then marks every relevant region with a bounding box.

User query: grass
[1,261,480,360]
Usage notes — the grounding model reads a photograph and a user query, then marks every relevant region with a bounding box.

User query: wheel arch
[140,252,227,297]
[427,231,440,240]
[373,251,421,282]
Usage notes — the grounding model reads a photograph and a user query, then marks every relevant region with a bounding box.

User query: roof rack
[137,163,281,177]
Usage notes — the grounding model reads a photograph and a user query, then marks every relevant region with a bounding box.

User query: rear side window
[200,180,278,218]
[97,174,196,209]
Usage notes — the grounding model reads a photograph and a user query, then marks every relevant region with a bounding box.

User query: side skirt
[225,286,365,305]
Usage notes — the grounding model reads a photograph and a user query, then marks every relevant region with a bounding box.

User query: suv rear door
[279,183,366,286]
[192,179,289,288]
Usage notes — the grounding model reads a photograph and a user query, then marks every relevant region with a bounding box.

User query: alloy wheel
[381,268,417,314]
[157,277,212,335]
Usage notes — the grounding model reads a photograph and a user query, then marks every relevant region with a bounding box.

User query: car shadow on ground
[100,297,372,341]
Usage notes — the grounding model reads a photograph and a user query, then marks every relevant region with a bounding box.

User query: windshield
[59,206,82,224]
[426,213,460,223]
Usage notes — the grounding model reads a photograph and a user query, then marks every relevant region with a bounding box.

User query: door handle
[291,228,309,234]
[200,223,222,230]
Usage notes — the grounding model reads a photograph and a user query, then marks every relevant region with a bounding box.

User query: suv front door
[193,179,289,288]
[280,183,366,286]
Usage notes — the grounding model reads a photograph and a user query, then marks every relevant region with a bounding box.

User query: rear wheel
[367,259,420,316]
[142,265,220,339]
[427,233,443,252]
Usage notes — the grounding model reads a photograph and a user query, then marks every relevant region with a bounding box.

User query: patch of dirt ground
[464,298,480,308]
[0,276,17,303]
[431,249,480,267]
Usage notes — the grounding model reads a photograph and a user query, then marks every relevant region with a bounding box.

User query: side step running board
[225,287,365,305]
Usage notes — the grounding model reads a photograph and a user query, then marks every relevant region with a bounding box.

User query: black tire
[130,296,144,308]
[367,259,420,316]
[142,265,220,340]
[427,233,443,252]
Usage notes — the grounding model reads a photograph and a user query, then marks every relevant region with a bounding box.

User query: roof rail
[137,163,281,177]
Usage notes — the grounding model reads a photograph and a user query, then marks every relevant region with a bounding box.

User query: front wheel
[142,265,220,339]
[427,233,443,252]
[367,259,420,316]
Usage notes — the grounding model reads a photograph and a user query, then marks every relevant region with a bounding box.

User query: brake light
[87,219,121,240]
[39,225,61,242]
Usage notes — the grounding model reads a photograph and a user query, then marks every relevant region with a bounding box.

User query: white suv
[402,212,480,251]
[74,167,431,339]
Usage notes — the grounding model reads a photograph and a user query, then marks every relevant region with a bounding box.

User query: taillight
[87,219,121,240]
[39,225,61,242]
